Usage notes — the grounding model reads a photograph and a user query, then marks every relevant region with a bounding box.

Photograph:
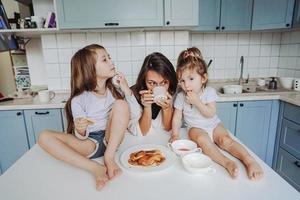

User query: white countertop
[0,88,300,111]
[0,130,299,200]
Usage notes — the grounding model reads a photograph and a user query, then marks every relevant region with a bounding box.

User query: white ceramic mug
[153,86,167,103]
[38,90,55,102]
[294,78,300,91]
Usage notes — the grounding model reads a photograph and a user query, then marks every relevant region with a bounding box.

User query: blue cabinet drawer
[280,119,300,160]
[277,148,300,191]
[283,103,300,125]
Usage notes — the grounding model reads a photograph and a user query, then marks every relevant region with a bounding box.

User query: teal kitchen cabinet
[217,100,279,166]
[0,110,29,174]
[252,0,295,30]
[274,102,300,191]
[24,109,63,148]
[57,0,164,29]
[198,0,253,31]
[164,0,199,26]
[293,0,300,28]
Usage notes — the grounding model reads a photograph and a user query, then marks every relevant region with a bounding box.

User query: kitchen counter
[0,129,299,200]
[0,89,300,111]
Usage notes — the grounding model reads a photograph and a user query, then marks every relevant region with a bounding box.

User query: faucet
[239,56,247,85]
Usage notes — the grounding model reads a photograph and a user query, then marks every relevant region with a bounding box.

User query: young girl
[116,52,178,136]
[171,47,263,181]
[38,44,129,190]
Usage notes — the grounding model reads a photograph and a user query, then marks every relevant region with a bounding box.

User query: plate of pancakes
[119,144,176,172]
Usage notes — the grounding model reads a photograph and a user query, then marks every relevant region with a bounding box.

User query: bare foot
[91,164,109,190]
[224,160,239,179]
[104,156,122,179]
[245,158,263,181]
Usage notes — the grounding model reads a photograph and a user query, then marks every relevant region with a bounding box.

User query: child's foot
[92,164,109,190]
[104,156,122,179]
[245,158,263,181]
[224,160,239,179]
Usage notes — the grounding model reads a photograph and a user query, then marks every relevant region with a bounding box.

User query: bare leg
[38,130,108,190]
[213,124,263,180]
[104,100,129,179]
[189,128,238,179]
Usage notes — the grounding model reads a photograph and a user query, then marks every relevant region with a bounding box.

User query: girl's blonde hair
[65,44,123,134]
[176,47,208,88]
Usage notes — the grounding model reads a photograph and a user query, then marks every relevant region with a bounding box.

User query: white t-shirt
[71,90,115,135]
[174,86,220,131]
[125,93,165,136]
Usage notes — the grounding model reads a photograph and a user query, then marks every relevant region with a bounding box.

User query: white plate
[119,144,176,173]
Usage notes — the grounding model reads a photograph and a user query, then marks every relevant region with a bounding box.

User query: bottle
[268,77,277,90]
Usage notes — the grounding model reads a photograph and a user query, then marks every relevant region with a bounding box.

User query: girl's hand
[139,90,154,108]
[74,117,89,135]
[186,91,200,106]
[113,73,132,96]
[169,133,180,143]
[155,92,172,110]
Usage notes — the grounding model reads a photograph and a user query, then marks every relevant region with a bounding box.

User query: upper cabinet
[198,0,253,31]
[164,0,199,26]
[293,0,300,28]
[56,0,164,29]
[252,0,295,30]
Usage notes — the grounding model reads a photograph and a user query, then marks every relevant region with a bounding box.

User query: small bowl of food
[168,139,201,156]
[182,152,215,174]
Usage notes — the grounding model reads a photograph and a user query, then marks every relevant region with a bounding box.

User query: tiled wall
[41,30,298,91]
[278,30,300,78]
[191,32,281,80]
[41,31,189,90]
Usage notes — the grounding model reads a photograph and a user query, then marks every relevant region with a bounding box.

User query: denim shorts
[87,130,107,159]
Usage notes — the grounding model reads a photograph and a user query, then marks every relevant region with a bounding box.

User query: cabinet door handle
[240,103,244,107]
[295,161,300,168]
[233,103,237,107]
[16,112,22,116]
[286,23,290,27]
[35,111,50,115]
[216,26,220,30]
[166,21,170,25]
[221,26,225,30]
[104,23,119,26]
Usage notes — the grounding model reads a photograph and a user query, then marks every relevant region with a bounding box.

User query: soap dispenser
[268,77,277,90]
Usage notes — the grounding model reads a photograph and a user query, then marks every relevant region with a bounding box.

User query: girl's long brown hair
[131,52,178,104]
[65,44,123,134]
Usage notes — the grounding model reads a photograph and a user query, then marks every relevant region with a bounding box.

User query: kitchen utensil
[268,77,277,90]
[279,77,294,89]
[294,78,300,91]
[168,139,201,156]
[207,59,212,69]
[222,85,243,94]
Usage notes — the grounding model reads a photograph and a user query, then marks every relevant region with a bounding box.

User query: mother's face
[145,70,169,91]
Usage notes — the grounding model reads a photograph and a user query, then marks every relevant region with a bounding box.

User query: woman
[117,52,178,136]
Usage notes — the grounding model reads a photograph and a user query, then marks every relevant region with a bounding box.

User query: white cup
[257,78,266,86]
[294,78,300,91]
[31,16,44,28]
[153,86,167,102]
[38,90,55,102]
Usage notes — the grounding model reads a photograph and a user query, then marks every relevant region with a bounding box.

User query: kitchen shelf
[0,28,59,38]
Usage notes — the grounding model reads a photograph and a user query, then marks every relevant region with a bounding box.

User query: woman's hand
[155,92,172,110]
[74,117,89,135]
[139,90,154,108]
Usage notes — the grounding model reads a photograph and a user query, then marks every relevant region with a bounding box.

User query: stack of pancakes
[128,149,165,167]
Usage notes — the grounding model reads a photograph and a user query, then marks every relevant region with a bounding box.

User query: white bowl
[168,139,201,156]
[279,77,294,89]
[182,153,215,174]
[222,85,243,94]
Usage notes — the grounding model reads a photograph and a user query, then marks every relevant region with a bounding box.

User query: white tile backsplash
[38,30,300,90]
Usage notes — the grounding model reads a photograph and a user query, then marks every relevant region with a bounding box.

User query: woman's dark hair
[131,52,178,103]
